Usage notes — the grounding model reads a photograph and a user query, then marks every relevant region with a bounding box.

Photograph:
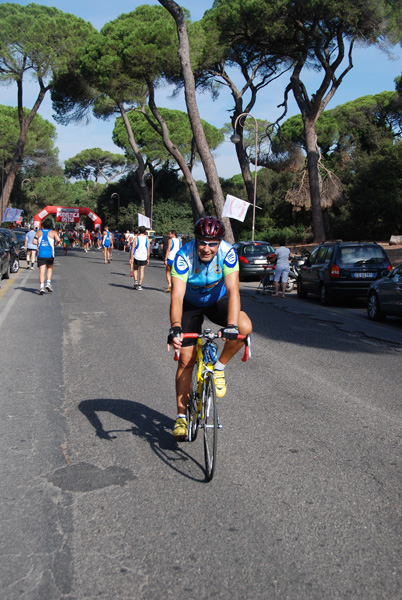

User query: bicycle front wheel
[203,372,218,481]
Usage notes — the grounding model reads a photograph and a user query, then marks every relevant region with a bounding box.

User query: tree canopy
[64,148,131,187]
[112,107,224,169]
[0,3,95,214]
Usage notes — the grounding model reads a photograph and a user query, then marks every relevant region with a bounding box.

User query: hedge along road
[1,245,401,600]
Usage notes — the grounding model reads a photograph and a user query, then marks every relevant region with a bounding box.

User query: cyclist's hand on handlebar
[219,324,239,341]
[167,326,183,350]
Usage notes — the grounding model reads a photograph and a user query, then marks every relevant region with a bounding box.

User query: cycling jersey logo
[174,254,189,275]
[224,247,238,268]
[213,264,222,274]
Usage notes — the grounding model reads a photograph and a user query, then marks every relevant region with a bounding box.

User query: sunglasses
[197,239,220,248]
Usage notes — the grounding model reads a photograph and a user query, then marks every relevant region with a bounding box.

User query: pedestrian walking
[24,224,37,269]
[33,218,61,295]
[273,237,292,298]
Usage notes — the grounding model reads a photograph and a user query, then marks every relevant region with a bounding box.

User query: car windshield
[338,246,386,266]
[243,243,273,256]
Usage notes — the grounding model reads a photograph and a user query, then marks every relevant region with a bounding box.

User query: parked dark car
[233,241,275,281]
[0,233,11,281]
[12,228,28,260]
[367,263,402,321]
[297,241,392,305]
[0,228,20,273]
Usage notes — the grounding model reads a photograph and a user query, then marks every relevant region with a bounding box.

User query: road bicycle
[174,328,251,481]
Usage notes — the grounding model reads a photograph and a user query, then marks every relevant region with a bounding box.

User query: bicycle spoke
[203,372,218,481]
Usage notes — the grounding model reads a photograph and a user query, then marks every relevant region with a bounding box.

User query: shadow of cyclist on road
[78,399,206,482]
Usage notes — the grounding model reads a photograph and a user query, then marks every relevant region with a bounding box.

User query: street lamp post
[111,193,120,229]
[230,112,258,242]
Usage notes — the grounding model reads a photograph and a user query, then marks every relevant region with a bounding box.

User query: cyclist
[167,216,252,440]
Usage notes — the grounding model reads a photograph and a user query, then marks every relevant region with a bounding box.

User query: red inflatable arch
[33,206,102,231]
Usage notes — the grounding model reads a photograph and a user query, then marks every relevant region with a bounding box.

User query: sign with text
[56,208,80,223]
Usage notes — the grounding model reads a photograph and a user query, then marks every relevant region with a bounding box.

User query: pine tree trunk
[304,119,326,243]
[158,0,234,243]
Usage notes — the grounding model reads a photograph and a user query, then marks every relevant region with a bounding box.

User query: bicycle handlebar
[173,331,251,363]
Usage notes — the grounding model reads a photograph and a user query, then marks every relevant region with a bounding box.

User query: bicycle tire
[187,363,199,442]
[203,371,218,481]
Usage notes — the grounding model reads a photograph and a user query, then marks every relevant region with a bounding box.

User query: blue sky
[1,0,402,180]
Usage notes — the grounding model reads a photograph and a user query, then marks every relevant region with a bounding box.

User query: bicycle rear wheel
[187,364,199,442]
[203,372,218,481]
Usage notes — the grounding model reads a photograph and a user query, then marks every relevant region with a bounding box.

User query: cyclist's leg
[176,344,197,415]
[175,302,202,414]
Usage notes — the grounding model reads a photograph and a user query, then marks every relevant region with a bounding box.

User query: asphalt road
[1,247,401,600]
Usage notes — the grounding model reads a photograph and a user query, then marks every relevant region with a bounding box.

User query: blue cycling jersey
[171,239,239,307]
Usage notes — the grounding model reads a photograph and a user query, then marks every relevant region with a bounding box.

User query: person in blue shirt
[102,227,112,264]
[33,218,60,295]
[167,216,252,440]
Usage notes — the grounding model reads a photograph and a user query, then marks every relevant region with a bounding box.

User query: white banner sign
[2,207,23,222]
[222,194,251,222]
[138,213,151,228]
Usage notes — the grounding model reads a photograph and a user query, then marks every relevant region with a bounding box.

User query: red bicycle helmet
[194,216,225,240]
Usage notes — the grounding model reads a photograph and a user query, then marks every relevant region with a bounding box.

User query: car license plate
[254,259,267,264]
[352,272,375,278]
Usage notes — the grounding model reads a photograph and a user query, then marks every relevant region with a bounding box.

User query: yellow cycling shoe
[213,369,226,398]
[173,417,188,441]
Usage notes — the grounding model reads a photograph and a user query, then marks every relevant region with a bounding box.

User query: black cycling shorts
[181,297,228,347]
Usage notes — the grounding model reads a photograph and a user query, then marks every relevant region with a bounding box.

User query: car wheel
[11,257,19,273]
[320,284,332,306]
[367,291,386,321]
[297,279,307,298]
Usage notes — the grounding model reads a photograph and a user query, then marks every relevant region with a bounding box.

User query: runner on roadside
[164,230,181,293]
[102,227,112,264]
[33,218,61,295]
[130,226,150,290]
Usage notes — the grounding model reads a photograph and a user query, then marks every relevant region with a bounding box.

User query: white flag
[138,213,151,228]
[2,207,23,222]
[222,195,251,222]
